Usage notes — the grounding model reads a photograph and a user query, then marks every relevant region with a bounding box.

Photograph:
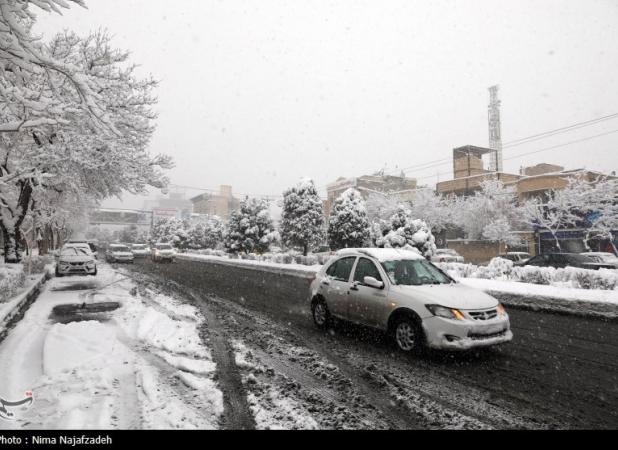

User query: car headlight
[426,304,465,320]
[496,303,507,316]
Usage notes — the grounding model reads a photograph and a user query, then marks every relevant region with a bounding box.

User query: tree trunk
[1,222,24,263]
[303,243,308,256]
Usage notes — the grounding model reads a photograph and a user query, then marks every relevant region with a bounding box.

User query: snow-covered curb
[181,255,618,320]
[177,253,320,279]
[459,278,618,321]
[0,271,50,342]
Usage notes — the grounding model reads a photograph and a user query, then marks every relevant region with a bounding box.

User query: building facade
[190,185,240,220]
[325,173,418,217]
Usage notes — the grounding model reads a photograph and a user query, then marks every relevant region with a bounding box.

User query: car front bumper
[422,315,512,350]
[57,263,97,275]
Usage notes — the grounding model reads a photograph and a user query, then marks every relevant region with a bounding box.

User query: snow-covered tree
[408,189,456,234]
[584,177,618,253]
[0,28,171,261]
[280,178,324,256]
[187,216,224,250]
[374,205,437,257]
[151,217,186,246]
[452,180,521,244]
[520,177,589,252]
[365,192,400,223]
[225,198,278,254]
[327,188,370,249]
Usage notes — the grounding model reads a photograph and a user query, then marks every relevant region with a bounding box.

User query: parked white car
[131,243,150,258]
[56,246,97,277]
[151,243,175,263]
[106,244,134,263]
[431,248,464,263]
[309,248,512,352]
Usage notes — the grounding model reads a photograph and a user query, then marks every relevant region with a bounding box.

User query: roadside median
[179,252,618,322]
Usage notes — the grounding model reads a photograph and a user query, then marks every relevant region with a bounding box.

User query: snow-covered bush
[0,265,26,302]
[327,188,371,249]
[374,205,436,257]
[21,255,54,274]
[437,259,618,291]
[225,198,278,254]
[280,178,325,256]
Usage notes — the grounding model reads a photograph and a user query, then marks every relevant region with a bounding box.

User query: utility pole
[488,85,503,172]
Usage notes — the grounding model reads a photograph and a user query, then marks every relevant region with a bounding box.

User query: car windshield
[132,244,147,249]
[61,247,91,256]
[111,246,130,252]
[437,249,456,255]
[156,244,172,250]
[380,259,453,286]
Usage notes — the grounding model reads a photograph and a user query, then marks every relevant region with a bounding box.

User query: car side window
[353,258,382,284]
[326,257,356,282]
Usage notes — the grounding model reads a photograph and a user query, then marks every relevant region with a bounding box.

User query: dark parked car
[523,253,616,270]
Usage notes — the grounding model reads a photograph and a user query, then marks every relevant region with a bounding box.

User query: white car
[309,248,512,352]
[56,246,97,277]
[431,248,464,263]
[151,243,175,263]
[106,244,134,263]
[131,243,150,258]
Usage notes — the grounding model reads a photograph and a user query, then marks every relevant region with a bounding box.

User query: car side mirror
[363,276,384,289]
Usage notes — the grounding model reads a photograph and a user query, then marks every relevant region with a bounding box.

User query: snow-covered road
[0,266,223,429]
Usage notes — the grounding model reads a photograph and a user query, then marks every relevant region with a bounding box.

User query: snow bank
[178,253,321,277]
[438,257,618,291]
[188,248,331,266]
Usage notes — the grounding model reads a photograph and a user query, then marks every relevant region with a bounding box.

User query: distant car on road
[131,243,150,258]
[579,252,618,269]
[499,252,531,265]
[430,248,464,263]
[106,244,135,263]
[523,253,615,270]
[151,243,175,263]
[56,245,97,277]
[309,248,512,352]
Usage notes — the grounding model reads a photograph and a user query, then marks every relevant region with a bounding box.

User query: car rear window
[326,256,356,282]
[156,244,172,250]
[111,246,130,252]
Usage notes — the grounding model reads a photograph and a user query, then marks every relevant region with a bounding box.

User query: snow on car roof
[335,248,423,261]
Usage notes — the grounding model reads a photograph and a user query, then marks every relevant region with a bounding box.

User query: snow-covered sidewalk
[0,265,223,429]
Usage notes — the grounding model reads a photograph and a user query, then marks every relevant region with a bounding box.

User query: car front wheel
[311,298,330,329]
[392,316,424,353]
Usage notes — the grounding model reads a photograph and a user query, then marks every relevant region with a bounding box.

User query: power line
[375,111,618,178]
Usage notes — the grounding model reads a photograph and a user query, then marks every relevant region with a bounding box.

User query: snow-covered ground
[0,265,223,429]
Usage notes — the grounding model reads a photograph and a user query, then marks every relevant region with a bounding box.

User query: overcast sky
[34,0,618,208]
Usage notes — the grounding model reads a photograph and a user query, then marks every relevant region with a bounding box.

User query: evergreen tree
[280,178,324,256]
[327,188,370,249]
[225,198,277,254]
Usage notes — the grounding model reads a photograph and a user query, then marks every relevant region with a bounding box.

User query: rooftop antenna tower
[488,85,503,172]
